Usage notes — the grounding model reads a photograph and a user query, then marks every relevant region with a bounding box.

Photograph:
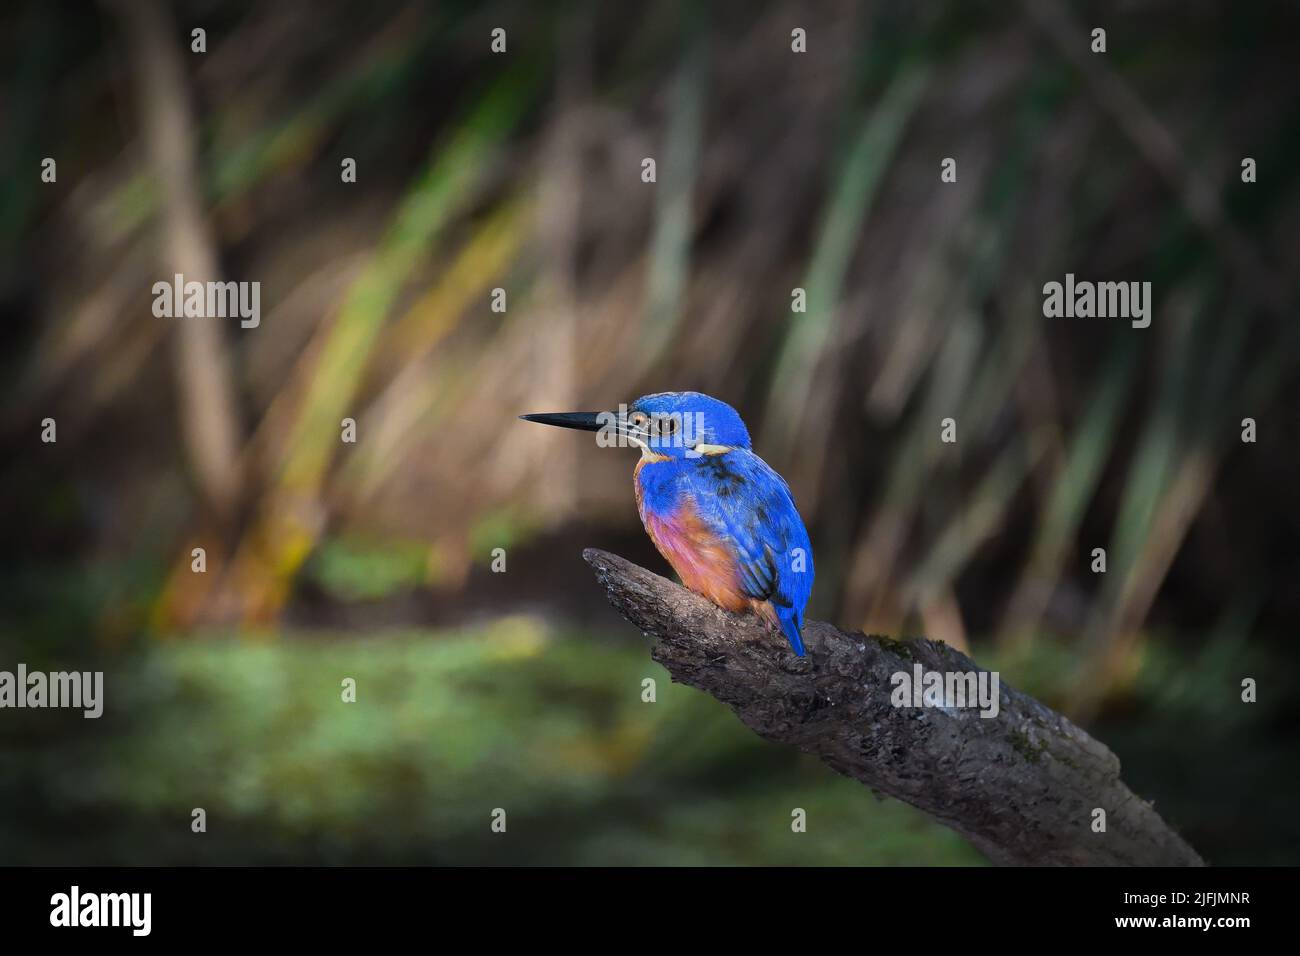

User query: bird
[521,391,814,656]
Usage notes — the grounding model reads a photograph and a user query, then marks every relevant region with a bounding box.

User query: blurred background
[2,0,1298,865]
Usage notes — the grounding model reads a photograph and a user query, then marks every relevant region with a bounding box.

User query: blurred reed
[4,0,1297,720]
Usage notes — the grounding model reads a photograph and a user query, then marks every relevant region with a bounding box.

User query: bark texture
[584,548,1204,866]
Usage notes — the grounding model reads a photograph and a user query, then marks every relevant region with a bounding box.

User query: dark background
[1,0,1297,865]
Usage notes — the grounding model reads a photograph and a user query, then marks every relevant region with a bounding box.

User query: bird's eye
[658,415,679,435]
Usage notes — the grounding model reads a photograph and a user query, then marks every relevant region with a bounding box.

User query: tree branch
[583,548,1204,866]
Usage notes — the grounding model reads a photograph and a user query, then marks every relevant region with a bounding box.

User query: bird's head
[520,390,751,460]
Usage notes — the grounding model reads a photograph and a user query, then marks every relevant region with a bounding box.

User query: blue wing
[680,449,814,655]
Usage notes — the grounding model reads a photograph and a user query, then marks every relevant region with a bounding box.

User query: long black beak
[519,411,607,432]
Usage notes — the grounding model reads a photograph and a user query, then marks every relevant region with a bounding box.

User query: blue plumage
[522,391,816,656]
[676,445,813,655]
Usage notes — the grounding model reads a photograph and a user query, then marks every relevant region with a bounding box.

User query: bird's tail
[772,602,806,657]
[751,599,806,656]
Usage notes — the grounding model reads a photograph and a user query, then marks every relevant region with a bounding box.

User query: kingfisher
[521,391,814,656]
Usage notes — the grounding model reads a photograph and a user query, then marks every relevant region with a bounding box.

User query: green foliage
[468,507,541,561]
[306,536,433,601]
[10,622,983,865]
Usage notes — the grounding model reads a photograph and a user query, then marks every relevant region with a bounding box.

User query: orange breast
[637,491,751,613]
